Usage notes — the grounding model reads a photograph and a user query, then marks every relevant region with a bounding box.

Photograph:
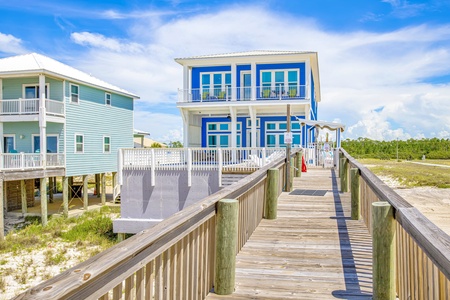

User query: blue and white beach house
[0,53,138,228]
[176,50,333,149]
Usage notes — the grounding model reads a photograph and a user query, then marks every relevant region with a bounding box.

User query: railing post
[372,202,396,300]
[340,158,348,192]
[218,148,223,187]
[187,148,192,187]
[350,168,360,220]
[290,157,294,189]
[215,199,238,295]
[295,151,302,177]
[265,168,279,219]
[117,149,123,186]
[20,152,25,169]
[262,148,267,166]
[151,149,155,187]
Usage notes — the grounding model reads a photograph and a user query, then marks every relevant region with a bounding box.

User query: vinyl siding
[2,77,64,100]
[64,81,134,176]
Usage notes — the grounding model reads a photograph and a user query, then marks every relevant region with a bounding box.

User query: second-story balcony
[1,153,65,171]
[178,85,308,103]
[0,98,65,121]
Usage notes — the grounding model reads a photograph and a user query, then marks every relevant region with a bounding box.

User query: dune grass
[359,159,450,188]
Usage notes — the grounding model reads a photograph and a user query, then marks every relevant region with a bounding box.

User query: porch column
[231,63,237,101]
[101,173,106,205]
[40,177,48,226]
[183,65,189,95]
[250,62,257,101]
[62,176,68,217]
[229,107,237,148]
[249,107,257,148]
[305,58,311,100]
[0,177,4,240]
[21,180,27,214]
[181,110,189,148]
[39,74,47,167]
[83,175,88,210]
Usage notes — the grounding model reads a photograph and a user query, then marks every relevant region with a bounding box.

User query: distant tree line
[341,138,450,160]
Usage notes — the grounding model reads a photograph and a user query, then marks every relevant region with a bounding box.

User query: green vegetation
[359,159,450,188]
[0,206,121,295]
[342,138,450,160]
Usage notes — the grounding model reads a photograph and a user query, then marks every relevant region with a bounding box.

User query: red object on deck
[302,155,307,172]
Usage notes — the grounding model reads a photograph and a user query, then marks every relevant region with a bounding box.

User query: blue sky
[1,0,450,142]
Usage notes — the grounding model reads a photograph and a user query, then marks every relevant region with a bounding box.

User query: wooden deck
[207,168,373,299]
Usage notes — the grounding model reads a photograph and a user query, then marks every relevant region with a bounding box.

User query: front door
[241,72,251,100]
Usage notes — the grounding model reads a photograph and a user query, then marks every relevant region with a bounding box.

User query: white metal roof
[175,50,316,61]
[0,53,139,98]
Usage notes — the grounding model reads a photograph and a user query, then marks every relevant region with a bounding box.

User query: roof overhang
[297,119,346,132]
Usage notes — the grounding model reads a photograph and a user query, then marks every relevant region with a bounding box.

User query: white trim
[105,92,112,106]
[22,83,49,99]
[3,134,16,153]
[200,71,231,99]
[103,135,111,153]
[74,133,84,154]
[69,83,80,104]
[259,69,300,92]
[31,133,59,153]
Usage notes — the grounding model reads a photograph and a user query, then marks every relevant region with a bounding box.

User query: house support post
[101,173,106,205]
[215,199,238,295]
[265,168,279,219]
[340,158,348,193]
[83,175,88,210]
[95,174,100,197]
[350,168,360,220]
[48,177,54,203]
[40,177,48,226]
[0,177,4,240]
[372,202,396,300]
[62,176,68,217]
[21,180,27,214]
[295,151,302,177]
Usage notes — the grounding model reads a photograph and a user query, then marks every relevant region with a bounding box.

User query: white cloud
[133,110,183,142]
[0,32,27,55]
[65,5,450,141]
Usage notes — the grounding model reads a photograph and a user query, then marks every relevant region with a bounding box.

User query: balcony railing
[177,85,308,103]
[0,153,65,170]
[0,98,65,117]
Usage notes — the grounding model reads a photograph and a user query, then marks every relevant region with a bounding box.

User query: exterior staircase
[221,173,249,186]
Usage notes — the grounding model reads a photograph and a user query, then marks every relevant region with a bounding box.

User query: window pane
[202,74,210,85]
[208,135,216,146]
[266,135,276,145]
[279,123,287,130]
[25,86,36,99]
[208,124,217,131]
[292,123,300,130]
[225,73,231,85]
[293,134,301,145]
[237,135,241,146]
[71,85,78,94]
[279,135,285,146]
[220,135,229,147]
[105,145,110,152]
[4,137,14,153]
[288,71,298,82]
[262,72,271,83]
[236,123,240,131]
[275,71,284,82]
[47,136,57,153]
[76,144,83,152]
[76,135,83,143]
[104,137,110,144]
[219,124,229,131]
[213,74,222,85]
[267,123,276,130]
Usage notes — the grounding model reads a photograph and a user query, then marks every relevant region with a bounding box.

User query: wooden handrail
[340,148,450,281]
[14,150,296,299]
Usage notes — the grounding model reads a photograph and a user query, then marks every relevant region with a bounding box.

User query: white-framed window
[105,93,111,106]
[103,136,111,153]
[75,134,84,153]
[247,118,260,128]
[201,72,232,100]
[265,121,301,147]
[3,134,16,153]
[206,121,241,147]
[23,83,49,99]
[70,84,79,103]
[260,69,299,98]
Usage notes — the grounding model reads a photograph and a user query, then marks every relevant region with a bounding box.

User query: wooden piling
[265,168,279,219]
[40,177,48,226]
[350,168,360,220]
[83,175,88,210]
[289,157,294,191]
[101,173,106,205]
[215,199,238,295]
[62,176,68,218]
[340,158,348,193]
[21,180,27,214]
[295,151,302,177]
[372,201,396,300]
[48,177,54,203]
[0,178,4,240]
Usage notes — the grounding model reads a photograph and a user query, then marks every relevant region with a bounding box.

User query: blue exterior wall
[64,81,134,176]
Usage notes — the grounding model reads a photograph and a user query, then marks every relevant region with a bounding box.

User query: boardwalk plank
[206,168,373,299]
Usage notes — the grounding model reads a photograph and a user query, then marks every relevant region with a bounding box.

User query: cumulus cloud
[66,5,450,141]
[0,32,28,55]
[133,110,183,142]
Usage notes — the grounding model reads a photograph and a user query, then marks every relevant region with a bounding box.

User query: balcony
[0,98,65,118]
[177,85,308,103]
[1,153,65,171]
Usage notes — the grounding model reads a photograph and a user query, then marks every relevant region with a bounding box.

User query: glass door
[241,72,251,100]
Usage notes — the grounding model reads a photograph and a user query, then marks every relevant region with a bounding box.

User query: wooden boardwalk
[207,168,373,299]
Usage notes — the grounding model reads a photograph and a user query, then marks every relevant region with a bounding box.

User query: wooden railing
[14,150,297,300]
[340,148,450,299]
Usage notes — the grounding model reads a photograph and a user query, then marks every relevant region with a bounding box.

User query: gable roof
[0,53,139,99]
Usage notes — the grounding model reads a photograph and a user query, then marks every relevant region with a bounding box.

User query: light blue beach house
[176,50,342,149]
[0,53,138,224]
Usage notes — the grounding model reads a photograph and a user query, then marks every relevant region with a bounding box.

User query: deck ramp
[207,168,373,299]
